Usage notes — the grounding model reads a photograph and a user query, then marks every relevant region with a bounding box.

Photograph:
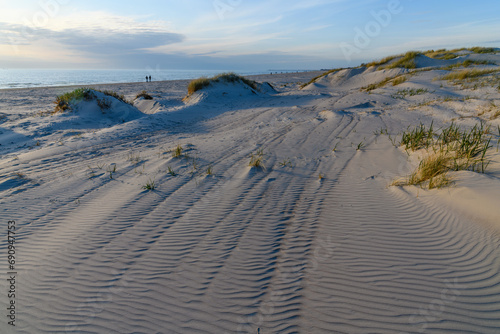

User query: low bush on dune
[394,122,494,189]
[186,72,258,95]
[54,88,131,113]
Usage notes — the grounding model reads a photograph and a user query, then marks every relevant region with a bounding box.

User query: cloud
[0,21,184,56]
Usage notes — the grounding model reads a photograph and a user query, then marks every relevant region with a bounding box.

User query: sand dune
[1,53,500,333]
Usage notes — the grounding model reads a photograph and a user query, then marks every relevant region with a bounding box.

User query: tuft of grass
[135,90,153,100]
[392,88,429,99]
[318,173,324,180]
[143,178,156,191]
[392,76,407,86]
[106,164,117,179]
[356,141,365,150]
[279,158,293,168]
[186,72,258,95]
[206,165,213,176]
[167,166,177,177]
[249,149,265,169]
[172,144,184,158]
[440,69,499,81]
[395,122,494,189]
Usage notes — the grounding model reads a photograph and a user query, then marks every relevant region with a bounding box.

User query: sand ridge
[1,62,500,333]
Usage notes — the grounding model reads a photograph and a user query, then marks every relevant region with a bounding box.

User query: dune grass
[468,47,497,54]
[383,51,420,70]
[392,76,407,86]
[54,88,130,113]
[392,88,429,99]
[172,144,184,158]
[300,68,342,88]
[249,149,265,169]
[442,60,493,71]
[365,55,398,68]
[396,122,493,189]
[135,90,153,100]
[362,73,409,92]
[440,69,499,81]
[187,72,258,95]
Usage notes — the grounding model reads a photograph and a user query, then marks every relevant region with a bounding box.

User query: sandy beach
[1,51,500,333]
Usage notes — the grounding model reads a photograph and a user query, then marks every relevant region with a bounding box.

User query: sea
[0,69,298,90]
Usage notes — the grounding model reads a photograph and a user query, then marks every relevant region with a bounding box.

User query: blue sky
[1,0,499,70]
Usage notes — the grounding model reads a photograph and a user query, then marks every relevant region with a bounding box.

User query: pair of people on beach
[146,75,152,82]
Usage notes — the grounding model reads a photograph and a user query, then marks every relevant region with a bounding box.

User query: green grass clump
[186,72,257,95]
[143,178,156,190]
[396,122,493,189]
[172,144,184,158]
[440,69,499,81]
[54,88,95,113]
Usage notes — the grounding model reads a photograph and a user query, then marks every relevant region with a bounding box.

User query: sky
[1,0,499,70]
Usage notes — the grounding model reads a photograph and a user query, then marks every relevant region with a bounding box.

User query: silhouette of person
[146,76,149,82]
[149,75,152,82]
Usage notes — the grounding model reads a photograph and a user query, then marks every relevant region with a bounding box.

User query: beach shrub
[186,72,258,95]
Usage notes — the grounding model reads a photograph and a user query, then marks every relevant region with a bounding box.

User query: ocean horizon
[0,68,305,90]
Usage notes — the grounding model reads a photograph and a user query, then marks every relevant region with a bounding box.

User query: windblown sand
[1,58,500,333]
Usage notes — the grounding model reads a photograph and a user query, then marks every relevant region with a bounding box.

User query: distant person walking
[149,75,152,82]
[145,76,149,82]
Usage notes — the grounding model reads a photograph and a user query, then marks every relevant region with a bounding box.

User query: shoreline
[0,70,323,92]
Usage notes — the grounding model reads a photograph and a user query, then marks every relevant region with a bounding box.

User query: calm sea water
[0,69,284,90]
